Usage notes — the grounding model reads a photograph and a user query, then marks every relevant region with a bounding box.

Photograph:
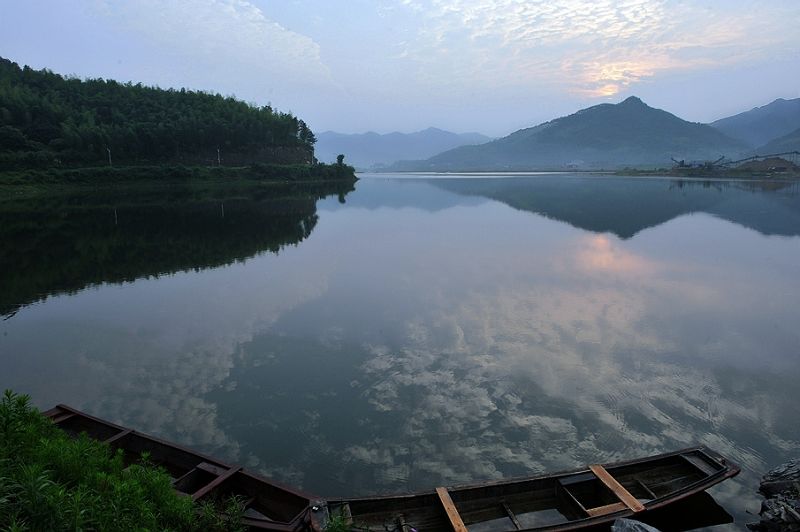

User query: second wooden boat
[322,447,739,531]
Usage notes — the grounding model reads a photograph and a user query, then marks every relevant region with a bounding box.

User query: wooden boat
[44,404,321,531]
[45,404,739,531]
[323,447,740,531]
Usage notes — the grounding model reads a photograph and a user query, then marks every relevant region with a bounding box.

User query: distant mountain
[756,127,800,154]
[314,127,491,169]
[391,97,747,171]
[711,98,800,148]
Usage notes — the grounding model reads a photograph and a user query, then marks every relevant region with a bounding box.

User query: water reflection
[427,175,800,238]
[1,176,799,528]
[0,181,355,318]
[216,179,799,521]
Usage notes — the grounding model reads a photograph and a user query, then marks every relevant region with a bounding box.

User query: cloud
[383,0,800,98]
[93,0,334,98]
[399,0,666,45]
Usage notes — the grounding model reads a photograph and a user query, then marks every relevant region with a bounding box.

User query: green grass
[0,162,357,186]
[324,514,353,531]
[0,390,245,531]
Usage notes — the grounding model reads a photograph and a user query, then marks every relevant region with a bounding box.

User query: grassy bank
[0,162,358,201]
[0,391,245,531]
[0,162,357,185]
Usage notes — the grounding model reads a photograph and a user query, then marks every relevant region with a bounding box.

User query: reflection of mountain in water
[0,181,354,317]
[433,177,800,239]
[318,177,486,212]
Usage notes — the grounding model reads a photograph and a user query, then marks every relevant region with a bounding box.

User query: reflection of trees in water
[433,177,800,239]
[0,181,355,318]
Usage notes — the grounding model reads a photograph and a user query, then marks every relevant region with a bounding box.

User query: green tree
[0,56,321,168]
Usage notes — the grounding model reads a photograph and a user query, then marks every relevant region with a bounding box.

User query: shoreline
[0,162,357,185]
[0,163,358,200]
[357,170,800,183]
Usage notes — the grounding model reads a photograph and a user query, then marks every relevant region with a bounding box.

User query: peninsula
[0,57,356,186]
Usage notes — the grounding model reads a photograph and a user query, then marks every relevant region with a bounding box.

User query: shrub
[0,390,245,531]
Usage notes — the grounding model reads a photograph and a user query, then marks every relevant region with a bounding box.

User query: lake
[2,173,800,528]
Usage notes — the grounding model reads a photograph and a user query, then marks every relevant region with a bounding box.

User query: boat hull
[324,447,739,531]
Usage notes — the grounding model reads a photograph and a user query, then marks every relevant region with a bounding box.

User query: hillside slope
[711,98,800,148]
[756,127,800,154]
[393,97,746,171]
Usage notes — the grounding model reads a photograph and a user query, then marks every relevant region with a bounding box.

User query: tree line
[0,57,318,169]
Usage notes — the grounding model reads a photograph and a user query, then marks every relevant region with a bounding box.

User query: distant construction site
[669,151,800,178]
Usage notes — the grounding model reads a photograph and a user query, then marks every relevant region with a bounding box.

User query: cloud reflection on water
[254,202,798,519]
[2,178,799,526]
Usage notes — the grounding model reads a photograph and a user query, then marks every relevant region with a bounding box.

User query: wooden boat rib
[44,404,740,531]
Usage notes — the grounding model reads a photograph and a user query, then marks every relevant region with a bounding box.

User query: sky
[2,0,799,137]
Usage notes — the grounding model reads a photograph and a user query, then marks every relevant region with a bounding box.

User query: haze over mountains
[757,127,800,153]
[711,98,800,149]
[711,97,800,154]
[314,128,491,169]
[390,97,751,171]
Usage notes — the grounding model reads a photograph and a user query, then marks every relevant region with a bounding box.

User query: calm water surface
[2,174,800,528]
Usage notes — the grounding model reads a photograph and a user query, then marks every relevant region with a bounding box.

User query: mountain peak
[407,96,746,171]
[619,96,645,106]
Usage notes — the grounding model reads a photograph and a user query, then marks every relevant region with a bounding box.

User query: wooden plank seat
[589,465,645,513]
[585,502,627,517]
[436,487,468,532]
[192,465,242,500]
[682,453,721,476]
[105,428,133,444]
[50,411,75,424]
[196,461,229,476]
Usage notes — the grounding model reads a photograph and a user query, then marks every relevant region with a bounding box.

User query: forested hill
[0,57,317,169]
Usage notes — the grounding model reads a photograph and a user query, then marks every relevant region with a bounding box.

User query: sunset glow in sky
[3,0,799,135]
